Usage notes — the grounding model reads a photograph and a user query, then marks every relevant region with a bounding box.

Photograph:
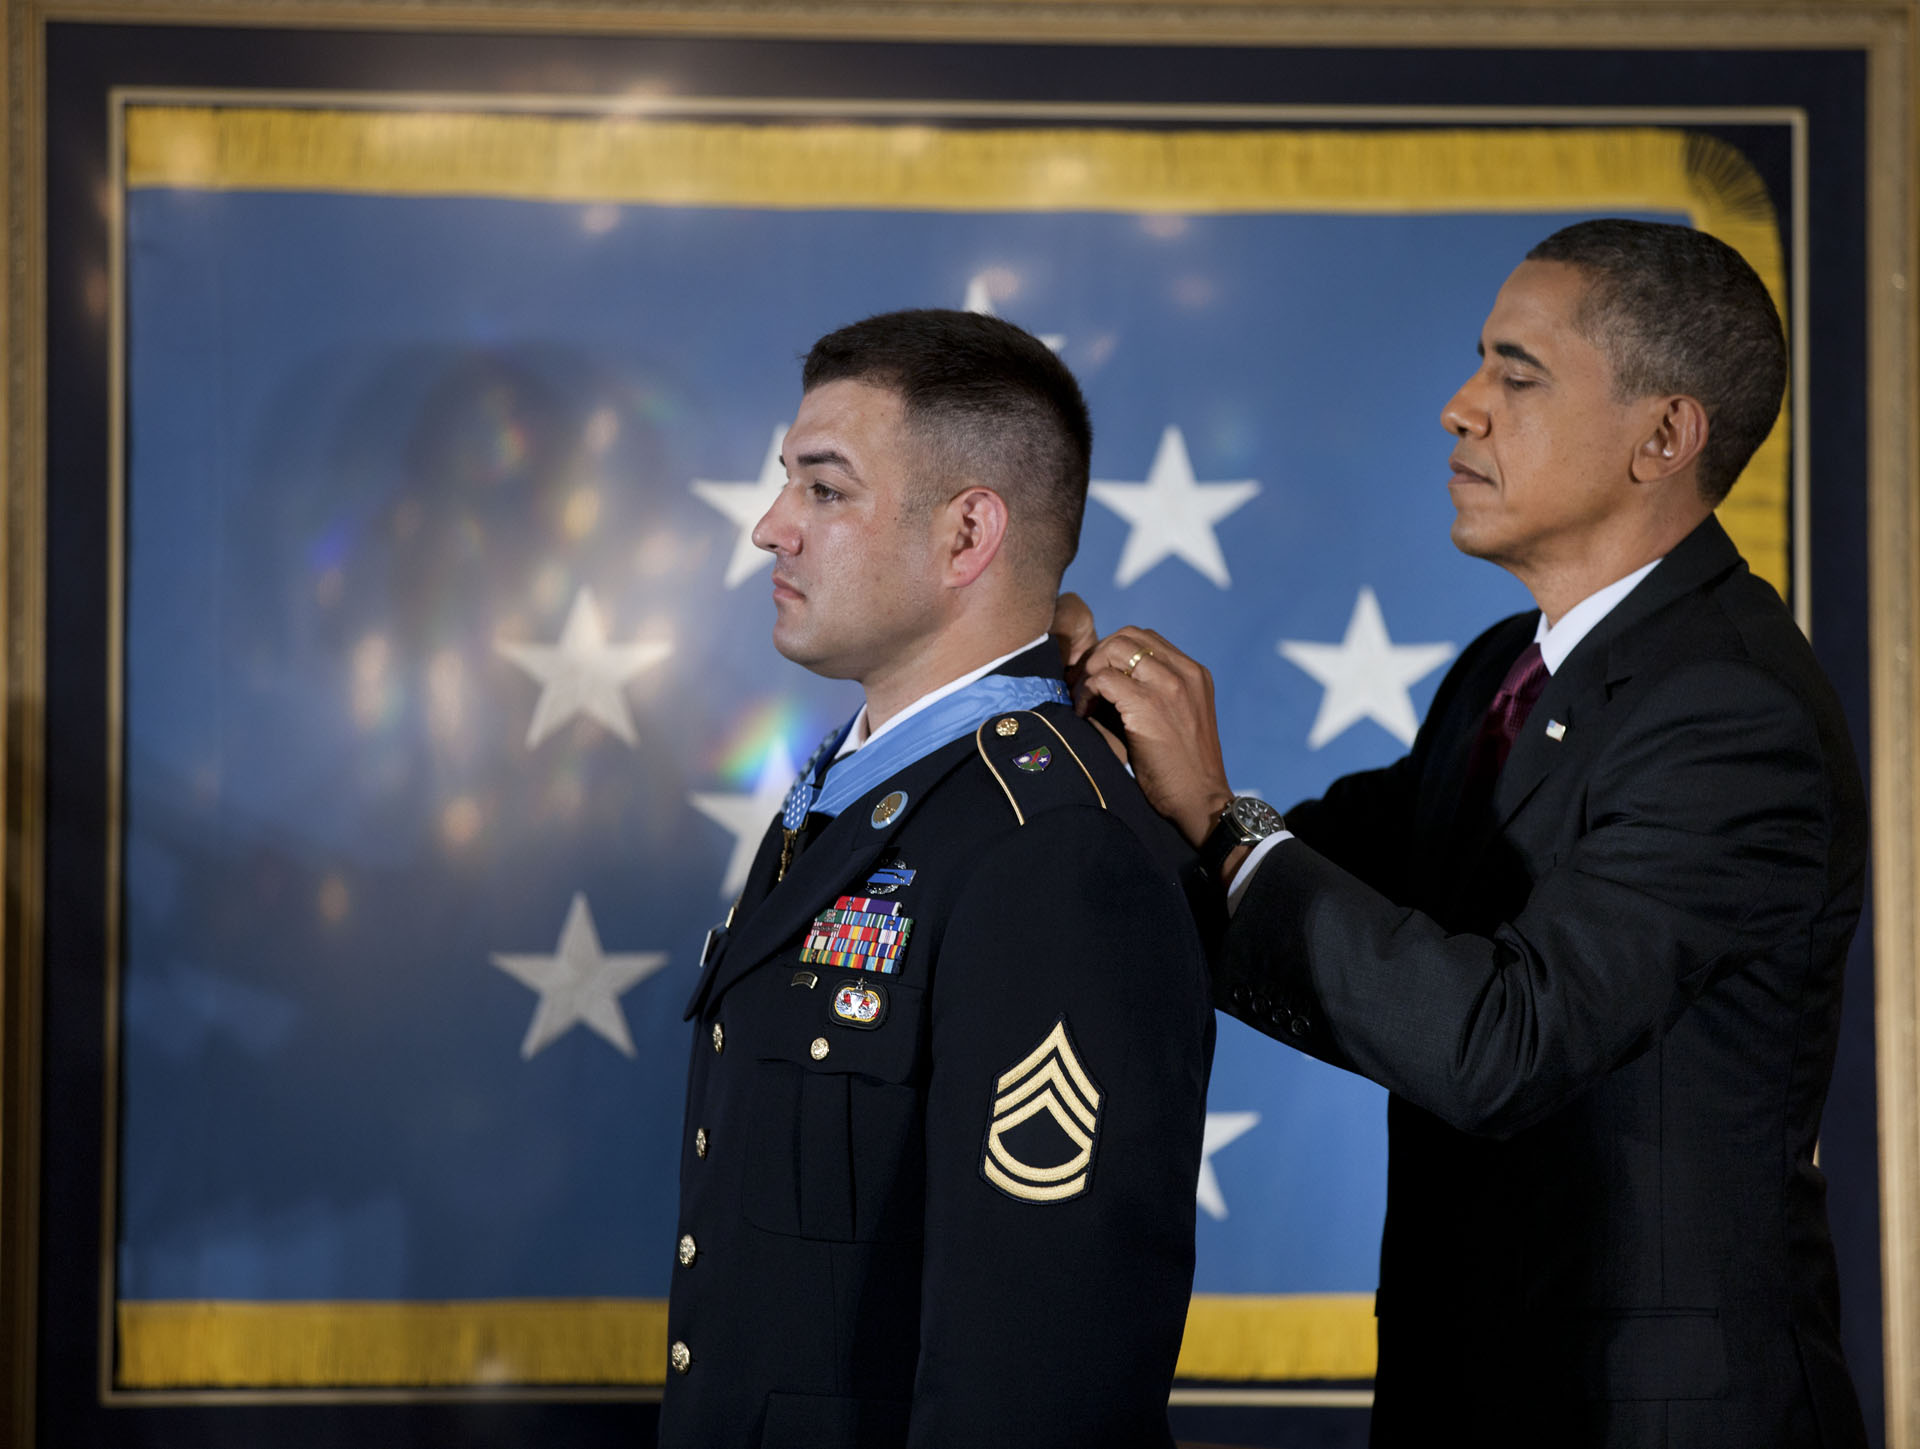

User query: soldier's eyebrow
[785,448,860,478]
[1478,338,1553,375]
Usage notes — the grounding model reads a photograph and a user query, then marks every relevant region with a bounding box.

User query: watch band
[1197,796,1285,877]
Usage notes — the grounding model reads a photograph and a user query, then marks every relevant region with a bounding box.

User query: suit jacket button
[810,1037,830,1061]
[1289,1014,1311,1038]
[1251,994,1271,1016]
[669,1340,692,1375]
[1230,985,1250,1007]
[677,1234,697,1267]
[711,1022,724,1054]
[694,1127,708,1159]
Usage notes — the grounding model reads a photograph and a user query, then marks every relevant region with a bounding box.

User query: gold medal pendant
[776,827,799,882]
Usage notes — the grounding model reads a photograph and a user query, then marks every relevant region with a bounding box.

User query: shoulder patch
[980,1018,1103,1203]
[974,710,1105,826]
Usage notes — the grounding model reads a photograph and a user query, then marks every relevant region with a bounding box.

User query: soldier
[660,309,1215,1449]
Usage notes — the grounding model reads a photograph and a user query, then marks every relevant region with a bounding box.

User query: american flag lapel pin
[1544,719,1567,742]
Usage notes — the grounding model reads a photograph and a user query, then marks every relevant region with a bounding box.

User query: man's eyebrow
[1491,340,1552,374]
[790,448,857,474]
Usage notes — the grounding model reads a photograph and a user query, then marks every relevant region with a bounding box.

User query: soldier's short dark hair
[1526,218,1785,507]
[802,309,1092,584]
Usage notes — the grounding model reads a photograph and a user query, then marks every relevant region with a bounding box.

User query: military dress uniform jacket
[1214,517,1868,1449]
[659,647,1217,1449]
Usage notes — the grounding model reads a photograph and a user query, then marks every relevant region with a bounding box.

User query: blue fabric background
[119,189,1672,1302]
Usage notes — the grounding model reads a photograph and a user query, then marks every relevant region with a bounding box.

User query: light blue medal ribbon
[782,718,857,832]
[782,673,1071,828]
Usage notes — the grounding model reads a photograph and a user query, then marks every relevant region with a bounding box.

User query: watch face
[1229,796,1286,838]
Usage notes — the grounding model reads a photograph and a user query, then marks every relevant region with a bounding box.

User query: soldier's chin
[770,623,834,676]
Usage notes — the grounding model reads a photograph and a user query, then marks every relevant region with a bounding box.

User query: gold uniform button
[995,716,1019,737]
[694,1127,708,1159]
[669,1340,692,1375]
[677,1234,697,1267]
[711,1022,724,1054]
[810,1036,830,1061]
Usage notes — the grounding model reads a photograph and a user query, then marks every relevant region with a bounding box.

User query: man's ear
[1630,394,1710,485]
[943,486,1010,589]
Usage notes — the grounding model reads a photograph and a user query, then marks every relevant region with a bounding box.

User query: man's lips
[771,573,803,602]
[1448,457,1495,487]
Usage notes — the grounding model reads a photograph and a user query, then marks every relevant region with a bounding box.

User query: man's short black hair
[1526,218,1785,506]
[802,308,1093,583]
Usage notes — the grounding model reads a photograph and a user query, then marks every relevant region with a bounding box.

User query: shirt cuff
[1225,830,1292,915]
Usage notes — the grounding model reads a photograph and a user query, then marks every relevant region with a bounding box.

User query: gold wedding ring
[1122,647,1150,676]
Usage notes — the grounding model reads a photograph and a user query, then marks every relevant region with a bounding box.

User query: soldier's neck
[861,619,1049,734]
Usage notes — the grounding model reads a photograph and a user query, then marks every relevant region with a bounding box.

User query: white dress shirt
[833,634,1052,762]
[1225,559,1662,912]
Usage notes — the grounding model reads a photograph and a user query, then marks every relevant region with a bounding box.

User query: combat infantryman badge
[863,851,916,896]
[979,1018,1103,1204]
[830,980,887,1029]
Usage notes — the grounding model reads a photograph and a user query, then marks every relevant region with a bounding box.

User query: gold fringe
[1177,1293,1378,1381]
[118,1292,1377,1387]
[117,1298,672,1388]
[121,108,1787,593]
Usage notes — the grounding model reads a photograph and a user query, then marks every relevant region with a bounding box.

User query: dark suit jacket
[659,645,1217,1449]
[1215,517,1868,1448]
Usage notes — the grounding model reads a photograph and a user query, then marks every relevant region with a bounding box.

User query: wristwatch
[1197,796,1287,877]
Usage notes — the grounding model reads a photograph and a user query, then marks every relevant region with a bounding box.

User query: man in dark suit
[1065,219,1869,1447]
[659,309,1215,1449]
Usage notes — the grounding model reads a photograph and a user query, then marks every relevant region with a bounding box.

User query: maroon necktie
[1461,641,1550,809]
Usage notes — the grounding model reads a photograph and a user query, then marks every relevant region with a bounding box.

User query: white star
[1198,1110,1261,1221]
[689,739,797,901]
[962,274,1065,352]
[1278,586,1455,749]
[490,893,668,1059]
[1089,425,1260,588]
[496,587,671,749]
[691,424,788,589]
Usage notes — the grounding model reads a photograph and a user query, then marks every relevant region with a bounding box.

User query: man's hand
[1050,592,1100,682]
[1073,627,1235,850]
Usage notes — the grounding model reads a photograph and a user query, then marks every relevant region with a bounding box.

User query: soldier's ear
[943,486,1010,589]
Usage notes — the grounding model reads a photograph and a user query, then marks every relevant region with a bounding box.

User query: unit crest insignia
[979,1018,1103,1204]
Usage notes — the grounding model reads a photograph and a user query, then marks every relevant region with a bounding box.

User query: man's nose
[751,484,798,555]
[1441,380,1489,438]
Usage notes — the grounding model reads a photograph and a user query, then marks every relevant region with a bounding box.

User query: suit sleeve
[908,806,1213,1448]
[1221,660,1843,1139]
[1282,753,1419,901]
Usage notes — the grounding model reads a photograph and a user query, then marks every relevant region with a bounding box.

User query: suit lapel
[1490,644,1609,827]
[1472,515,1744,831]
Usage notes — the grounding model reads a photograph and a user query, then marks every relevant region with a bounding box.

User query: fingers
[1050,592,1099,671]
[1073,626,1201,712]
[1069,626,1232,846]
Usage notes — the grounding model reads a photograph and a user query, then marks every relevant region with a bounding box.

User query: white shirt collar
[1532,558,1662,675]
[835,633,1052,759]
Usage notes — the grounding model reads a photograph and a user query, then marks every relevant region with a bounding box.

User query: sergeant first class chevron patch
[980,1018,1103,1204]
